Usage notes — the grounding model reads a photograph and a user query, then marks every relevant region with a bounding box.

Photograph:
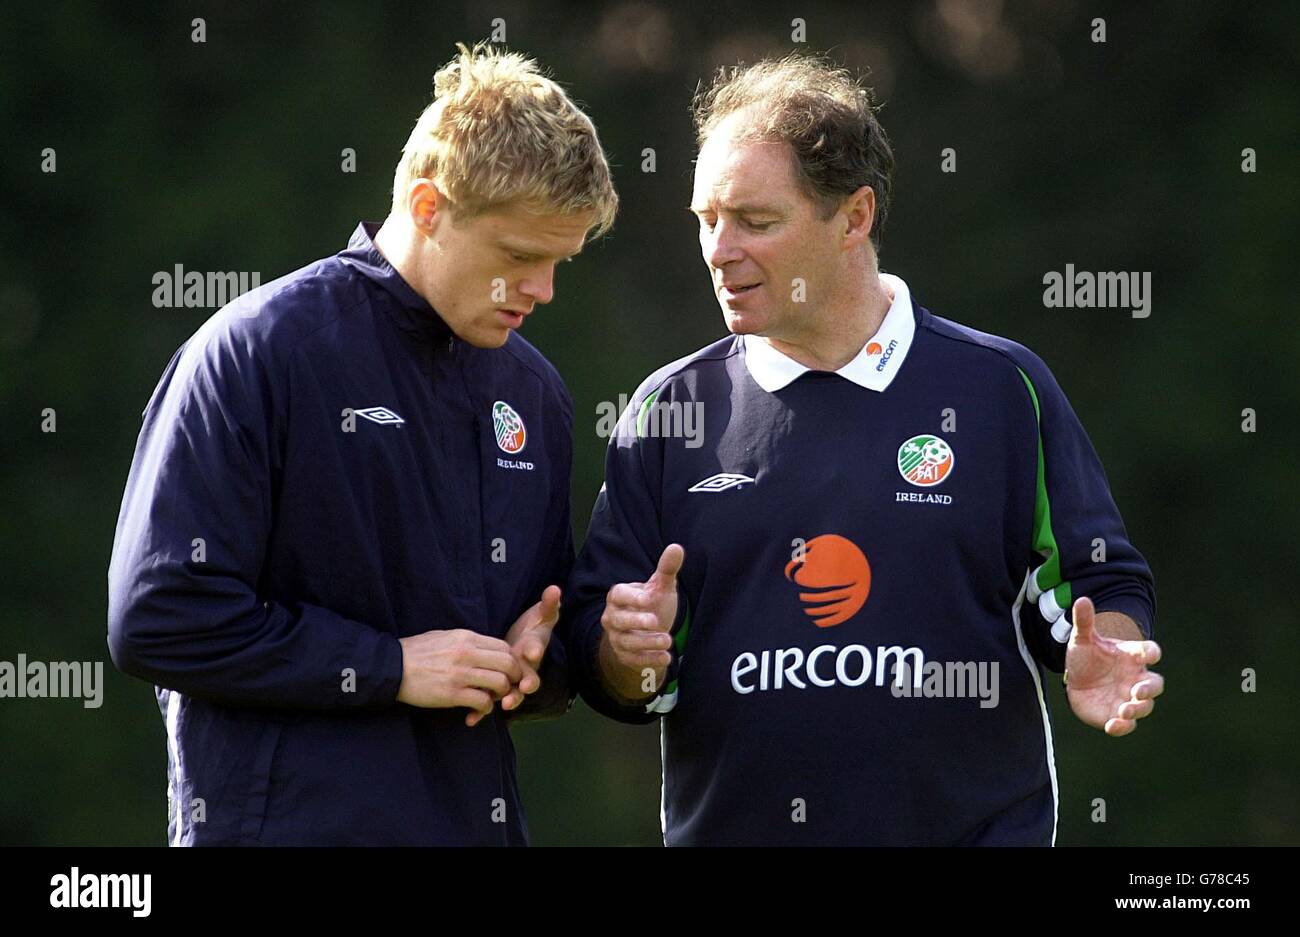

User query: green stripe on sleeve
[661,605,691,697]
[1017,367,1072,610]
[636,389,661,437]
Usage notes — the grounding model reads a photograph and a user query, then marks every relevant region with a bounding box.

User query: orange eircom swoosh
[783,534,871,627]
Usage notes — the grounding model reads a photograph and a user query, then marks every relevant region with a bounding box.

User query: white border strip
[164,690,184,847]
[1011,571,1060,846]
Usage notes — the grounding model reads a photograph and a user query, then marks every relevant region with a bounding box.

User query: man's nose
[704,220,744,269]
[518,266,555,305]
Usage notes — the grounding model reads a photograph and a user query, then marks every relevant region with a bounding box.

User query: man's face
[691,120,842,342]
[422,201,592,348]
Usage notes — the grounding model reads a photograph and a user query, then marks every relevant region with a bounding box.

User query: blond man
[108,44,616,845]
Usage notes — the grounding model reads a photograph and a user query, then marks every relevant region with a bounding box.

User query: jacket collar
[338,222,453,339]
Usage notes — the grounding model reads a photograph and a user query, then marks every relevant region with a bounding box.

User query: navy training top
[566,273,1155,846]
[108,222,574,845]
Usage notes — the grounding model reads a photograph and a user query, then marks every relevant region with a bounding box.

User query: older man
[566,54,1162,845]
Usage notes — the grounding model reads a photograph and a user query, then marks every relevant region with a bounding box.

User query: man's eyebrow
[500,241,584,260]
[687,202,778,215]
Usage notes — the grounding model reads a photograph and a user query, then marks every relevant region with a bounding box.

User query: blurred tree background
[1,0,1296,845]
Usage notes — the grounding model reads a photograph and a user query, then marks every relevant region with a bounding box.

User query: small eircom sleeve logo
[897,434,954,487]
[492,400,526,454]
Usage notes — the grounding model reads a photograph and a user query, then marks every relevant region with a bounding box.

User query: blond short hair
[392,43,618,237]
[693,53,894,252]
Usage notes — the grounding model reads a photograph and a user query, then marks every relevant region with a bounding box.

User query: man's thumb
[649,543,685,590]
[538,585,562,626]
[1071,595,1095,642]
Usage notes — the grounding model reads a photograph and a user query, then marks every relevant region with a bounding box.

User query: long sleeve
[1013,351,1157,673]
[564,381,687,724]
[510,387,578,722]
[106,317,404,710]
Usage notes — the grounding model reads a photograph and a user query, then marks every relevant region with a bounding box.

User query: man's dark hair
[692,53,895,253]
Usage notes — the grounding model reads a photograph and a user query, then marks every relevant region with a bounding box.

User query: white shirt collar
[742,272,916,393]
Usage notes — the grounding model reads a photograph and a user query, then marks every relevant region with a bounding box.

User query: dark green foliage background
[1,1,1295,845]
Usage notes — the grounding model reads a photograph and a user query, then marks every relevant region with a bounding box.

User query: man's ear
[406,179,446,235]
[840,185,876,253]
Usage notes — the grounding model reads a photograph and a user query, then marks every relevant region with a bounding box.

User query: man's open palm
[1065,596,1165,737]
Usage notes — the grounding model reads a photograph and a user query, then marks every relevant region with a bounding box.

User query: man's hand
[1065,596,1165,737]
[396,629,523,726]
[598,544,683,702]
[480,584,562,726]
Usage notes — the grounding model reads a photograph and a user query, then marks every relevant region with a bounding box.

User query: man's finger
[1119,698,1154,721]
[517,587,560,665]
[648,543,685,591]
[467,646,524,683]
[515,656,541,695]
[1104,717,1135,737]
[1139,641,1162,666]
[518,637,548,671]
[615,610,664,633]
[464,668,512,698]
[614,650,672,670]
[1071,595,1096,643]
[537,584,562,624]
[1133,673,1165,700]
[608,583,654,610]
[615,631,674,653]
[456,688,494,716]
[461,631,517,653]
[603,605,666,635]
[463,686,497,727]
[499,652,542,712]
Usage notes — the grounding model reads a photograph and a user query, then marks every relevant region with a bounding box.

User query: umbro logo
[353,407,405,426]
[688,473,755,493]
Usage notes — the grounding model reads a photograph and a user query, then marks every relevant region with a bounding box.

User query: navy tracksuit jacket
[107,223,574,845]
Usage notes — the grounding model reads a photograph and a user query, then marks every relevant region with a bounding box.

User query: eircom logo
[783,534,870,627]
[731,643,926,695]
[873,338,899,372]
[730,533,927,695]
